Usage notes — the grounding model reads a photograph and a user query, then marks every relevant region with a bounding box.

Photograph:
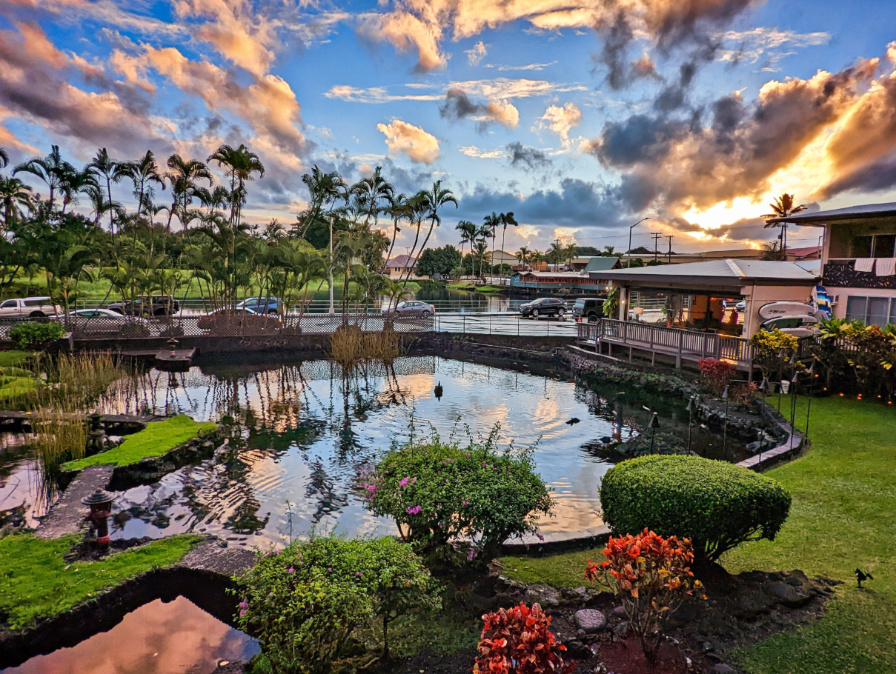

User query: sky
[2,0,896,256]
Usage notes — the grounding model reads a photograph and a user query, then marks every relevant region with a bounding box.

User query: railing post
[676,330,683,368]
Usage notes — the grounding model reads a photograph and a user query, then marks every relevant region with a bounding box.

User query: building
[766,202,896,326]
[568,256,624,272]
[384,255,424,280]
[592,259,819,337]
[509,271,607,294]
[485,250,519,269]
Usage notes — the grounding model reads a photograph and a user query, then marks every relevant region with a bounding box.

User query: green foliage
[416,245,462,278]
[232,536,440,673]
[7,321,65,350]
[600,455,791,563]
[362,432,553,564]
[749,329,799,382]
[603,286,620,318]
[0,534,199,629]
[0,350,30,367]
[63,415,216,470]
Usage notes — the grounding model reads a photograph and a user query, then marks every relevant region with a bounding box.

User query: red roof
[386,255,417,268]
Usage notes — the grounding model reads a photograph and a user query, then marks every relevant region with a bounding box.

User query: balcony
[822,259,896,290]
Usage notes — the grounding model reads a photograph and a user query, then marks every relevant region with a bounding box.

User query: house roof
[766,202,896,224]
[592,259,819,287]
[584,257,620,272]
[785,245,822,259]
[516,271,589,279]
[386,255,416,267]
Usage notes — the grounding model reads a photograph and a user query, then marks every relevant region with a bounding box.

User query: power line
[665,235,673,263]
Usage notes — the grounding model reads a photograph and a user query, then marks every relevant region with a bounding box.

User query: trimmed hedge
[7,322,64,350]
[600,455,791,563]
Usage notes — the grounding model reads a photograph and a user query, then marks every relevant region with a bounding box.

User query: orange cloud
[537,102,582,144]
[377,119,440,164]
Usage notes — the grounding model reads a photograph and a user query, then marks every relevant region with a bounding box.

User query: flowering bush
[231,535,440,672]
[749,329,799,383]
[698,358,736,397]
[474,603,574,674]
[586,529,704,665]
[600,455,791,563]
[361,434,553,565]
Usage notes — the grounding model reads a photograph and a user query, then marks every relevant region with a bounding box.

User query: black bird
[566,417,580,425]
[856,568,874,588]
[600,436,612,444]
[434,383,443,401]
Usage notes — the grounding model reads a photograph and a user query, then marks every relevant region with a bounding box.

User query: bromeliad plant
[361,431,553,566]
[474,602,574,674]
[586,529,705,665]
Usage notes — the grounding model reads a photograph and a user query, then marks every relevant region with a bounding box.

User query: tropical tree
[516,246,530,268]
[0,147,8,169]
[763,194,806,257]
[301,166,348,314]
[354,166,394,230]
[88,148,129,232]
[498,211,518,275]
[121,150,166,220]
[0,176,33,228]
[455,219,477,264]
[13,145,73,211]
[208,143,265,227]
[166,154,213,231]
[482,212,499,276]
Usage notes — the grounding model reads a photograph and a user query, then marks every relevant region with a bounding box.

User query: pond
[1,356,743,548]
[5,596,259,674]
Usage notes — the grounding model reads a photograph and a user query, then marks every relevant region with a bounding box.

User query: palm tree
[472,237,489,279]
[59,166,98,215]
[88,148,128,232]
[455,220,477,274]
[482,212,499,277]
[354,166,394,230]
[13,145,73,211]
[301,166,347,314]
[498,211,518,276]
[384,192,409,267]
[416,180,458,267]
[516,246,530,269]
[0,176,32,228]
[763,194,806,257]
[208,144,265,227]
[564,242,578,269]
[166,154,213,232]
[602,245,616,256]
[121,150,165,220]
[548,240,564,271]
[0,148,8,170]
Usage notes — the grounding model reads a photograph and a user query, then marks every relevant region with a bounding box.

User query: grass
[499,396,896,673]
[62,415,216,470]
[0,351,31,368]
[475,284,505,293]
[0,533,200,629]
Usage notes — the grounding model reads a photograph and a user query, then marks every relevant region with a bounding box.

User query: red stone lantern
[81,488,114,545]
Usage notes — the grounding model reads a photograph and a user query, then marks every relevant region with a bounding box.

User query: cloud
[377,119,440,164]
[324,84,442,103]
[536,102,582,144]
[583,57,885,221]
[466,40,486,66]
[359,9,447,72]
[439,88,519,130]
[494,61,557,72]
[459,145,505,159]
[507,142,551,170]
[718,27,831,70]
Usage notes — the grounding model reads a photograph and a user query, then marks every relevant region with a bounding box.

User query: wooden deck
[577,319,755,371]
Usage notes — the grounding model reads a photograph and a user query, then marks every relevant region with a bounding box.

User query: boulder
[613,621,630,638]
[524,583,561,608]
[574,609,607,633]
[766,581,813,608]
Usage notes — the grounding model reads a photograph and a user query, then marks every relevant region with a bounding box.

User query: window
[0,300,16,309]
[852,236,873,257]
[851,234,896,258]
[24,298,46,307]
[845,295,896,326]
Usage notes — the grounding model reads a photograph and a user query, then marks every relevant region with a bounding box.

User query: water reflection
[6,596,258,674]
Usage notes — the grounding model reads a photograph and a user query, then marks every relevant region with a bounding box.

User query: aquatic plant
[329,323,401,368]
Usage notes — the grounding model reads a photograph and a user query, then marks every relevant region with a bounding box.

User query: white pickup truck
[0,297,62,318]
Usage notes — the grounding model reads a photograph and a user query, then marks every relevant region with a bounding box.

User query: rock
[564,639,592,659]
[574,609,607,633]
[713,664,735,673]
[701,641,714,652]
[524,583,561,608]
[613,621,630,638]
[561,586,591,603]
[612,605,627,618]
[766,581,812,608]
[731,590,774,619]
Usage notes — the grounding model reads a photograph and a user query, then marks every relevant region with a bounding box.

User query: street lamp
[627,217,650,268]
[722,385,730,460]
[685,395,695,454]
[649,411,660,453]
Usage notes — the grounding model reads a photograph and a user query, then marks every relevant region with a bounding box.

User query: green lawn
[500,396,896,673]
[0,533,200,629]
[63,415,216,470]
[0,351,31,368]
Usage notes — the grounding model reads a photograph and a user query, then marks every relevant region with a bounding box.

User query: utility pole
[665,235,673,264]
[553,238,562,271]
[627,217,650,268]
[651,233,662,263]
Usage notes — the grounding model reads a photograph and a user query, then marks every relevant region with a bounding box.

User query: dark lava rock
[613,621,630,638]
[766,581,813,608]
[612,605,627,618]
[713,664,735,673]
[524,583,561,608]
[574,609,607,633]
[561,586,591,604]
[563,639,592,659]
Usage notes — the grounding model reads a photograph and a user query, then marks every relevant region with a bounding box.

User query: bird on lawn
[566,418,580,425]
[434,382,443,400]
[856,569,874,589]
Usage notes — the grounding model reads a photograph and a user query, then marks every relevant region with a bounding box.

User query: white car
[62,309,151,335]
[0,297,62,319]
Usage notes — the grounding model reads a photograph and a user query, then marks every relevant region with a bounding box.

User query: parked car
[236,296,282,315]
[197,307,281,333]
[0,297,62,319]
[572,297,605,322]
[107,295,180,317]
[382,301,435,317]
[61,309,151,336]
[518,297,567,318]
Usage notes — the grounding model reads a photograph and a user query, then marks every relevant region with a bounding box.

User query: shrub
[362,434,553,565]
[749,329,799,383]
[698,358,735,397]
[600,455,791,563]
[232,536,439,673]
[8,321,65,350]
[474,603,574,674]
[586,529,704,665]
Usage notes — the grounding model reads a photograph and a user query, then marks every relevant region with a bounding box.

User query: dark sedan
[518,297,567,318]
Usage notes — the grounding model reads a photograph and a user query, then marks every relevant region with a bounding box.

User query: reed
[31,409,87,477]
[33,352,126,411]
[330,325,401,368]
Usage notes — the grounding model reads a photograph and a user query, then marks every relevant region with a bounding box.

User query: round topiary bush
[600,455,791,563]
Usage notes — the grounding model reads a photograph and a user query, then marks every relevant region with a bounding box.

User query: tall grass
[31,410,87,477]
[330,325,401,368]
[33,352,125,410]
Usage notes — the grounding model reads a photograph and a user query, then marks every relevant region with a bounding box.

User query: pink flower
[399,476,410,487]
[238,601,248,609]
[406,505,422,515]
[467,548,478,561]
[365,483,377,494]
[288,566,295,574]
[239,608,247,617]
[462,500,470,506]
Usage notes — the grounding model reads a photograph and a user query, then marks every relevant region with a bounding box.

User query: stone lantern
[81,488,114,545]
